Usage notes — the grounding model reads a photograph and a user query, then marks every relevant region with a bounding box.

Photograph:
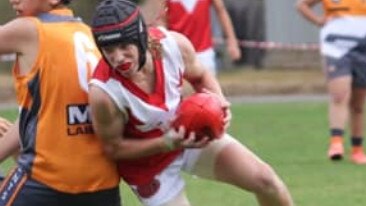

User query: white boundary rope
[214,38,319,51]
[0,54,16,62]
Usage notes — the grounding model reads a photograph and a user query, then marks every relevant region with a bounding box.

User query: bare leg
[191,135,293,206]
[214,140,293,206]
[326,76,352,160]
[327,76,352,130]
[349,87,366,163]
[349,87,366,139]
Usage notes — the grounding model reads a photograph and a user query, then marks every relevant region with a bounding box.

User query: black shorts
[0,167,121,206]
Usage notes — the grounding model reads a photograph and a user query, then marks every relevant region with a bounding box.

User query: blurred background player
[0,0,121,205]
[143,0,241,75]
[224,0,266,69]
[297,0,366,164]
[89,0,294,205]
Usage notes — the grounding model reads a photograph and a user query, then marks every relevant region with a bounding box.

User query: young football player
[89,0,294,205]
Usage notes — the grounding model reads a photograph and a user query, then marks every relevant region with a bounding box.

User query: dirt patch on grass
[217,68,326,96]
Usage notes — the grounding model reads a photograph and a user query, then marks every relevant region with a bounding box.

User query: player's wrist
[163,130,176,151]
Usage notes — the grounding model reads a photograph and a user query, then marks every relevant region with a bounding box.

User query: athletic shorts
[323,48,366,87]
[320,16,366,87]
[196,48,216,75]
[127,134,236,206]
[0,167,121,206]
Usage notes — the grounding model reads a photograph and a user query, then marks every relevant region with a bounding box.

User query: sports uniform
[320,0,366,85]
[90,1,294,205]
[297,0,366,164]
[92,27,183,185]
[166,0,217,73]
[91,26,236,206]
[0,8,120,206]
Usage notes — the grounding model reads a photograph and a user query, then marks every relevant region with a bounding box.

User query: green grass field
[2,101,366,206]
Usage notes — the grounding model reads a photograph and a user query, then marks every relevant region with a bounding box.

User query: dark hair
[91,0,148,69]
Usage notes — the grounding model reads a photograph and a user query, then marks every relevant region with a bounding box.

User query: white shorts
[196,48,216,75]
[320,16,366,59]
[320,16,366,86]
[128,134,236,206]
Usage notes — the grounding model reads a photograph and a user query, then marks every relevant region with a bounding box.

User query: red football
[172,93,225,141]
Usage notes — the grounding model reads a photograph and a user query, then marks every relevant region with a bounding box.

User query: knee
[330,91,350,105]
[351,105,364,114]
[249,163,285,195]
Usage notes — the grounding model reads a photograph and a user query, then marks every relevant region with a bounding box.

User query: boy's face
[102,42,140,77]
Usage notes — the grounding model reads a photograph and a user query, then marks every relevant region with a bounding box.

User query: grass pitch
[1,101,366,206]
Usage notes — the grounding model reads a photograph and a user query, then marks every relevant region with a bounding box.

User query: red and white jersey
[90,27,184,185]
[166,0,213,52]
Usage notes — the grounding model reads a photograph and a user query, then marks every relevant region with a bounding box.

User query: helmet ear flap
[136,15,148,69]
[91,0,148,69]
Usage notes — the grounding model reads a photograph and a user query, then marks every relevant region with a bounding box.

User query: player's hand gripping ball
[172,93,225,141]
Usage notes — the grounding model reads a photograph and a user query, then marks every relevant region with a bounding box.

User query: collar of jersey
[48,8,74,17]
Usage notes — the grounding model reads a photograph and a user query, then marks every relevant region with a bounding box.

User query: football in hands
[172,93,225,141]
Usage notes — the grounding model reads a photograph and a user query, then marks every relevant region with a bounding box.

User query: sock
[330,128,344,144]
[351,136,363,153]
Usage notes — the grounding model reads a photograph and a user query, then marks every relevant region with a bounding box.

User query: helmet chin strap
[137,44,146,70]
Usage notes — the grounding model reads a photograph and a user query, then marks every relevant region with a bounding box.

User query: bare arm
[212,0,241,61]
[0,119,20,163]
[140,0,167,27]
[0,18,38,54]
[296,0,326,27]
[171,31,232,128]
[0,18,37,164]
[89,80,211,160]
[171,31,224,96]
[0,117,18,185]
[0,117,12,138]
[89,85,172,160]
[0,18,38,74]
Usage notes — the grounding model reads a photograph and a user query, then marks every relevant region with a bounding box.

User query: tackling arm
[89,81,212,160]
[0,119,20,163]
[0,17,38,77]
[89,85,174,160]
[0,18,38,55]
